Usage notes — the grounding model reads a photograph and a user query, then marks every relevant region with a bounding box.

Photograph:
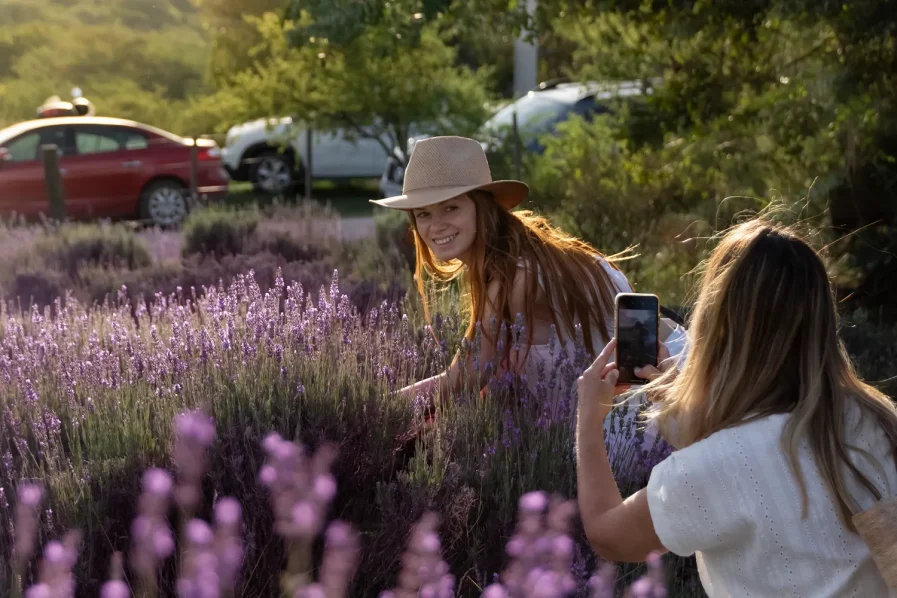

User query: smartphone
[614,293,660,385]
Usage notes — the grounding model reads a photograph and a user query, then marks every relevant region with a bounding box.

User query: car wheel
[140,180,189,228]
[250,151,297,194]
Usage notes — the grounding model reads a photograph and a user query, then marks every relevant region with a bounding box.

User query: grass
[224,180,377,219]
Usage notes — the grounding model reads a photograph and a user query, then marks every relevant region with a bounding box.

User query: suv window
[573,96,612,121]
[484,95,572,140]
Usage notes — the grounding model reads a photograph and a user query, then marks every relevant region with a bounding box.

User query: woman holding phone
[576,218,897,596]
[371,135,686,432]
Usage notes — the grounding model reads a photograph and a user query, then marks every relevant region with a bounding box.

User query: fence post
[304,128,313,201]
[189,137,199,207]
[41,144,65,220]
[512,111,522,181]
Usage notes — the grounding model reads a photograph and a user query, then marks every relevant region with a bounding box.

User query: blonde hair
[410,190,623,357]
[647,217,897,530]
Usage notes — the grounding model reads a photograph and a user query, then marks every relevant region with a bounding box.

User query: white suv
[378,80,648,198]
[222,117,392,193]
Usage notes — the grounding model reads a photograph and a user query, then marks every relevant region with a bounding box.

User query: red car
[0,116,229,227]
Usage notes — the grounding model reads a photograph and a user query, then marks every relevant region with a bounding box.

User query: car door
[310,127,388,178]
[309,129,354,178]
[61,125,151,219]
[0,130,49,219]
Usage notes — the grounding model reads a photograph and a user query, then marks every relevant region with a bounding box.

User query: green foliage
[191,0,287,85]
[207,8,496,160]
[374,207,415,269]
[512,0,897,312]
[841,309,897,398]
[0,0,213,134]
[32,223,153,277]
[181,205,261,257]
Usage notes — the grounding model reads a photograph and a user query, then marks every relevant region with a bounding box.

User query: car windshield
[481,93,572,141]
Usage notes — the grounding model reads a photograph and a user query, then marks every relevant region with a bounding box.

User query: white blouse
[647,405,896,597]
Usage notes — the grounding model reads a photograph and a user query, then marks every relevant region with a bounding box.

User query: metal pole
[41,144,65,220]
[304,128,313,201]
[189,138,199,207]
[513,0,539,95]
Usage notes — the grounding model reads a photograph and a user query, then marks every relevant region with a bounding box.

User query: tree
[215,8,496,162]
[522,0,896,312]
[0,0,211,132]
[191,0,287,84]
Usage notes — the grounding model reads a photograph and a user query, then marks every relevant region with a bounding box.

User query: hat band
[404,180,493,194]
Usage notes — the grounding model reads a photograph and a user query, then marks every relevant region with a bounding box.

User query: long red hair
[410,190,624,356]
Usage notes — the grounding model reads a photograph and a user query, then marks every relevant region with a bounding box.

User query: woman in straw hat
[576,218,897,596]
[371,136,687,439]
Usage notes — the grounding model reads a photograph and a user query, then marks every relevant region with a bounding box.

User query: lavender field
[1,206,894,598]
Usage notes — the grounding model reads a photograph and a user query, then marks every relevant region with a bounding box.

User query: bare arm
[576,411,668,562]
[399,275,518,400]
[576,339,669,562]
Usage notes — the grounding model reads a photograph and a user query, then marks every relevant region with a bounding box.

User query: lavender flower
[22,530,82,598]
[318,521,360,598]
[214,498,245,594]
[13,482,44,578]
[130,468,175,593]
[100,552,130,598]
[176,518,221,598]
[259,435,340,594]
[382,512,453,598]
[173,409,216,513]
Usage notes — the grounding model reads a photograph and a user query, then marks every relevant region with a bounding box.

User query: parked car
[221,117,392,194]
[378,80,648,198]
[0,116,229,227]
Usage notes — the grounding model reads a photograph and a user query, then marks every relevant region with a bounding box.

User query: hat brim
[370,180,528,211]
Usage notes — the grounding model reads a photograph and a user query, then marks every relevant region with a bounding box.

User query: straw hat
[370,136,528,210]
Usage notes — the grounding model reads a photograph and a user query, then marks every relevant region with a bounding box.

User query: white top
[647,405,897,598]
[514,257,689,461]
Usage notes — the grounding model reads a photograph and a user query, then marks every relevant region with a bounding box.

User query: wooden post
[512,111,522,181]
[304,128,313,201]
[189,138,199,206]
[41,144,65,220]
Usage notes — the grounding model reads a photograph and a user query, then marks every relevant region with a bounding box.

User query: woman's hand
[576,339,624,425]
[633,342,672,382]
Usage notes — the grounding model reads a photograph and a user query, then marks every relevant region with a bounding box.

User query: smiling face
[411,194,478,262]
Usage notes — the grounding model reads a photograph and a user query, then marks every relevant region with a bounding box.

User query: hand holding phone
[614,293,660,385]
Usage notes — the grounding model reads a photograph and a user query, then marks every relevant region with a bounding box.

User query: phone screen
[615,295,659,384]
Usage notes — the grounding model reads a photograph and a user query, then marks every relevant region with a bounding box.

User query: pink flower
[100,580,130,598]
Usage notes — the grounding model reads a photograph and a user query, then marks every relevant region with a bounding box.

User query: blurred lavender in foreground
[6,412,669,598]
[259,432,343,595]
[23,530,82,598]
[12,483,45,598]
[482,491,578,598]
[380,511,454,598]
[130,468,175,598]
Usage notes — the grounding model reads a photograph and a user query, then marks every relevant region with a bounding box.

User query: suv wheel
[250,151,297,194]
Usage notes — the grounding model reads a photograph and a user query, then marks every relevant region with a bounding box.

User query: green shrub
[4,269,68,310]
[182,206,260,257]
[841,309,897,398]
[374,208,415,270]
[31,223,152,277]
